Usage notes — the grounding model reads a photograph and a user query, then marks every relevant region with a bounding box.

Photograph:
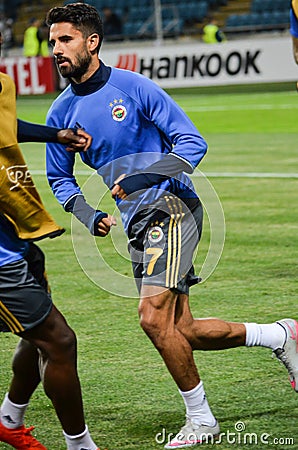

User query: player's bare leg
[139,287,298,448]
[174,293,246,350]
[173,293,294,359]
[0,340,48,449]
[8,339,41,405]
[139,285,219,448]
[1,305,98,450]
[19,305,85,435]
[139,286,247,390]
[139,285,200,391]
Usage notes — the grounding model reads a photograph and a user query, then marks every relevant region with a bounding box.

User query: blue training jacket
[46,61,207,234]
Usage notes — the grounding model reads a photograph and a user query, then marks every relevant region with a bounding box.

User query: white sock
[179,381,216,427]
[63,425,98,450]
[245,322,287,350]
[0,393,28,429]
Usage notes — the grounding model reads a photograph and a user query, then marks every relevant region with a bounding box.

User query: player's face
[49,22,92,80]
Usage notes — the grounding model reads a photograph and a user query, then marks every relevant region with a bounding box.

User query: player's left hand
[57,128,92,152]
[111,174,127,200]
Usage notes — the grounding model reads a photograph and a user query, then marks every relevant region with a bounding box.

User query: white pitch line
[194,172,298,179]
[181,104,298,112]
[29,170,298,178]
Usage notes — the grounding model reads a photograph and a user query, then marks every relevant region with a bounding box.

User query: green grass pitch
[1,83,298,449]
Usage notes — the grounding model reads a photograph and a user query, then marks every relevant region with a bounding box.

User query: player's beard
[57,48,92,80]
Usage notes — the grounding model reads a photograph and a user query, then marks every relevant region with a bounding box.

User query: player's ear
[88,33,100,52]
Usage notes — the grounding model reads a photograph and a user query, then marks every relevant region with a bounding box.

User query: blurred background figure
[37,20,50,55]
[23,17,49,57]
[0,14,14,56]
[23,17,40,56]
[102,6,123,42]
[290,0,298,64]
[202,16,226,43]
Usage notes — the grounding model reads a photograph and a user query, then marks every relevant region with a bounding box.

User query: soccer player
[0,32,100,450]
[290,0,298,64]
[45,4,298,448]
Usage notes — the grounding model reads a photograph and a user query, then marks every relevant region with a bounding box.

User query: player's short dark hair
[46,3,103,52]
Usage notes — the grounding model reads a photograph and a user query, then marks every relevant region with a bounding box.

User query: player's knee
[139,303,161,338]
[40,324,77,365]
[139,308,158,337]
[139,306,171,352]
[54,326,77,359]
[58,326,76,352]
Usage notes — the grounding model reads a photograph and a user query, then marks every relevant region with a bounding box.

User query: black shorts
[128,195,203,295]
[0,243,52,333]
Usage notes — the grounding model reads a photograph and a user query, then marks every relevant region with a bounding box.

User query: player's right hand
[95,214,117,236]
[111,173,127,200]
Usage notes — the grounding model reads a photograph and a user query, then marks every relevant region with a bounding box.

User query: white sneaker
[274,318,298,392]
[164,418,220,448]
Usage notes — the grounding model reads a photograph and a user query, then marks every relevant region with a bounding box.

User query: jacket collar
[70,60,111,96]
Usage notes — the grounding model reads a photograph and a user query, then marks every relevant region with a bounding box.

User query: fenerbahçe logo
[109,98,127,122]
[148,226,164,243]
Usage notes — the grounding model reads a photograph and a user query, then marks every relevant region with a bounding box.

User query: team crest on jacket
[109,98,127,122]
[148,226,164,243]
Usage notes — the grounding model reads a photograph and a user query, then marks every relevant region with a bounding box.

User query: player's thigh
[20,304,76,362]
[138,284,179,336]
